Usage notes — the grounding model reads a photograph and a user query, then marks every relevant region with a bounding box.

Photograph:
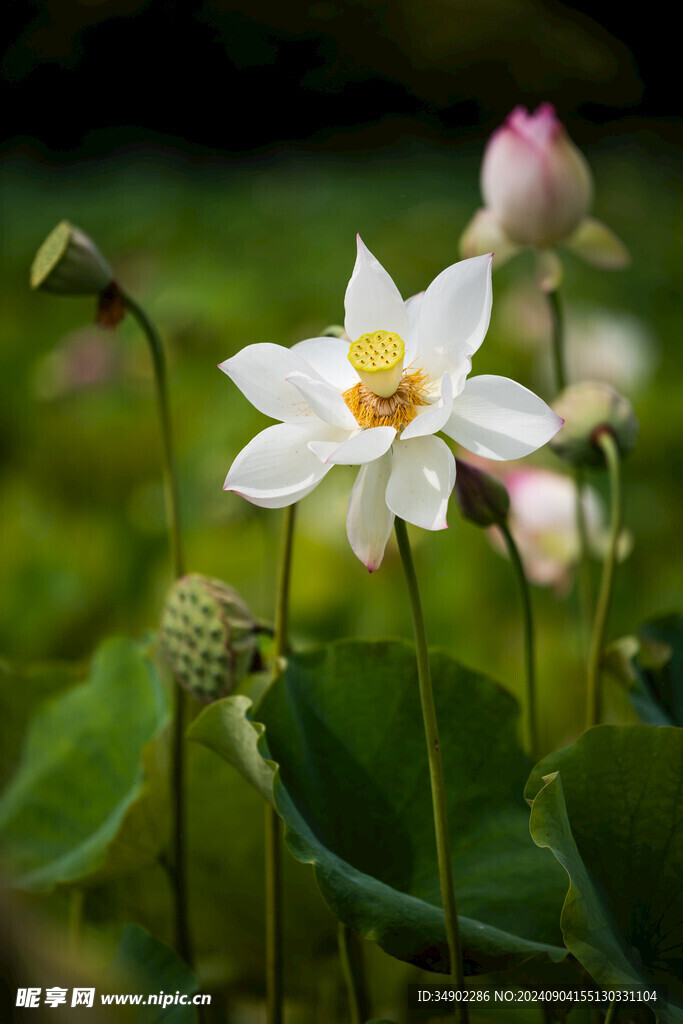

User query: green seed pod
[159,574,258,702]
[30,221,114,296]
[550,381,638,468]
[453,458,510,528]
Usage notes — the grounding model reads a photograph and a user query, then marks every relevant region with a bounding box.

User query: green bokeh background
[1,135,680,743]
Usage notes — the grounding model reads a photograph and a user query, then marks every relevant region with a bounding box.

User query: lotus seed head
[348,330,405,398]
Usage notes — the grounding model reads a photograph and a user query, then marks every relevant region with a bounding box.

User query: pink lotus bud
[488,468,630,592]
[481,104,592,248]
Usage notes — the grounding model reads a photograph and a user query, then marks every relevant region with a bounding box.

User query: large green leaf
[0,656,86,782]
[0,636,169,890]
[190,640,567,976]
[526,726,683,1024]
[113,925,198,1023]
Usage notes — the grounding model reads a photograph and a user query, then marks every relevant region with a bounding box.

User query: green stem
[121,291,191,964]
[394,518,468,1024]
[68,888,84,958]
[274,505,296,665]
[121,291,184,578]
[499,521,538,758]
[574,467,594,659]
[266,504,297,1024]
[338,923,369,1024]
[546,288,566,393]
[265,804,283,1024]
[586,432,622,730]
[604,999,618,1024]
[172,686,191,964]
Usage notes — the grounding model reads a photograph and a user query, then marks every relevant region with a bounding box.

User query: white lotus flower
[220,237,563,571]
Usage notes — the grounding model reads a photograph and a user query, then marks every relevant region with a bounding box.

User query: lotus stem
[338,923,369,1024]
[394,517,468,1023]
[121,292,184,579]
[121,291,191,964]
[586,431,622,729]
[266,503,297,1024]
[546,287,566,393]
[574,466,595,644]
[67,888,84,958]
[499,521,538,757]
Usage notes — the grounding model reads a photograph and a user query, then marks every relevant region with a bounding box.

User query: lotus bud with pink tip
[461,104,629,285]
[482,103,592,248]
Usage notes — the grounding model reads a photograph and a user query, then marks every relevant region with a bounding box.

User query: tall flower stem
[171,686,191,964]
[67,888,84,958]
[394,518,468,1023]
[604,999,618,1024]
[574,466,594,650]
[274,504,296,666]
[546,287,566,394]
[586,431,622,730]
[499,521,538,757]
[573,468,593,602]
[121,291,191,964]
[266,503,297,1024]
[338,923,369,1024]
[265,804,283,1024]
[121,292,184,579]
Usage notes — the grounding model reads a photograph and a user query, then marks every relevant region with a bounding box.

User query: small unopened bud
[30,221,114,296]
[550,381,638,467]
[454,459,510,527]
[320,324,349,339]
[159,574,259,702]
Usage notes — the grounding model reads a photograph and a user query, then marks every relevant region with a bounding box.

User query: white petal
[309,426,396,465]
[224,422,336,508]
[346,454,395,572]
[219,343,321,423]
[416,253,493,365]
[401,373,453,440]
[403,290,425,363]
[443,375,563,461]
[285,371,357,429]
[291,336,357,391]
[385,435,455,531]
[344,236,409,344]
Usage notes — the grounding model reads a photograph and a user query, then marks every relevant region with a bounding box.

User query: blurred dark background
[2,0,680,160]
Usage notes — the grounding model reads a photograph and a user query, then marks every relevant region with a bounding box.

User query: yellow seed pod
[348,330,405,398]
